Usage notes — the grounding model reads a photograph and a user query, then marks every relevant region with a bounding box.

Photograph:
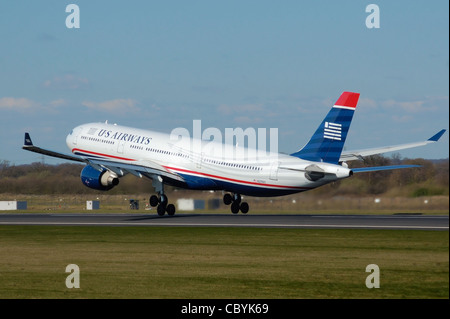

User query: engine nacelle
[80,165,119,191]
[304,163,353,181]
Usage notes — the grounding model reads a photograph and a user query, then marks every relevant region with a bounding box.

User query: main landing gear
[223,193,249,214]
[150,176,176,216]
[149,194,175,216]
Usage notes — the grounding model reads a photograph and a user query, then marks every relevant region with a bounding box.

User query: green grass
[0,226,448,299]
[1,193,448,214]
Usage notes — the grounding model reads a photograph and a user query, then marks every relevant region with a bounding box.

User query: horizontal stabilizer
[352,165,421,173]
[340,129,447,162]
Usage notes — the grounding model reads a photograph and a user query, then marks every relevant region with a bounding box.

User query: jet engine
[304,164,353,181]
[80,165,119,191]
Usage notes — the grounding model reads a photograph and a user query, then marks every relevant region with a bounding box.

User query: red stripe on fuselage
[163,165,310,190]
[72,148,136,161]
[71,148,310,191]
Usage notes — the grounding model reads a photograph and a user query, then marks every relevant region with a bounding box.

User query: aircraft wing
[22,132,184,183]
[340,129,446,162]
[85,158,185,182]
[22,132,85,163]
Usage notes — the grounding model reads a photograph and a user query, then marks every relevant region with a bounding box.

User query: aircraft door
[70,126,83,146]
[269,161,279,181]
[118,140,126,153]
[196,152,204,169]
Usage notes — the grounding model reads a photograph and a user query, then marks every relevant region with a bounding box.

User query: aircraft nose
[66,128,78,149]
[66,131,73,149]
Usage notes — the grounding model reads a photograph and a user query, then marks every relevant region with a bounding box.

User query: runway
[0,213,448,230]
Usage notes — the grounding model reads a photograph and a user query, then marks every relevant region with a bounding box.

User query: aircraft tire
[223,193,232,205]
[150,195,159,207]
[166,204,176,216]
[240,202,249,214]
[231,202,240,214]
[157,204,166,216]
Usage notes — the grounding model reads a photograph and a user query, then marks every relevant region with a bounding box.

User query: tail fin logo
[324,122,342,141]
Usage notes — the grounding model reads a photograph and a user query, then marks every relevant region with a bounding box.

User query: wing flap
[87,158,185,183]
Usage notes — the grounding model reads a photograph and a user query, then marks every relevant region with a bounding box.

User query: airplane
[22,91,446,216]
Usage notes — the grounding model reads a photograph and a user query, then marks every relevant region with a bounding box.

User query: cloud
[215,103,267,125]
[0,97,72,114]
[382,99,425,112]
[43,74,90,90]
[356,95,448,114]
[358,97,378,109]
[391,115,414,123]
[82,99,139,112]
[233,116,264,124]
[381,97,443,113]
[37,33,58,43]
[217,103,264,115]
[49,99,67,107]
[0,97,36,110]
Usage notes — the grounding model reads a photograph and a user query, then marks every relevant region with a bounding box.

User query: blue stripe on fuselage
[176,172,308,197]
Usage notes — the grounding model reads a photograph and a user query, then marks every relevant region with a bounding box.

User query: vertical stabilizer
[290,91,360,164]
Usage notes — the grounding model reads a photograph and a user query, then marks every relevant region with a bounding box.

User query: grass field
[0,225,447,299]
[1,193,448,214]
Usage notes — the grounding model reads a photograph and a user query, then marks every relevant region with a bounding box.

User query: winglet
[427,129,446,142]
[24,133,33,146]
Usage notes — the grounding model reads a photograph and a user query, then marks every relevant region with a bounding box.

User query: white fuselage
[66,122,352,196]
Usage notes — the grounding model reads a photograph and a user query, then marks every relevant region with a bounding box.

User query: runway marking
[0,221,447,230]
[312,215,449,219]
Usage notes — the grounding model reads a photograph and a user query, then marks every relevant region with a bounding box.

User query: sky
[0,0,448,165]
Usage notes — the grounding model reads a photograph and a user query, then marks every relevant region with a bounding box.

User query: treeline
[0,161,153,195]
[314,155,449,197]
[0,156,448,197]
